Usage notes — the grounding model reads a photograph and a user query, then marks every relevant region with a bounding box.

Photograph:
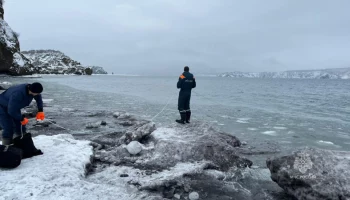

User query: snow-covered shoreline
[1,81,350,200]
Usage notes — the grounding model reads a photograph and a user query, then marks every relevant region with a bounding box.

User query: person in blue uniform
[0,82,45,145]
[176,66,196,124]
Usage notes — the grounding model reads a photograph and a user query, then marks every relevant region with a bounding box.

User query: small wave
[261,131,277,136]
[247,128,258,131]
[318,140,335,145]
[273,127,287,130]
[236,118,250,124]
[237,120,249,124]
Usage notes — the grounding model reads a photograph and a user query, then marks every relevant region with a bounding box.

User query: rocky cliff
[89,66,108,74]
[0,1,34,76]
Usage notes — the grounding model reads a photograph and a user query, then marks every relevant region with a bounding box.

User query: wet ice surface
[2,75,350,164]
[1,75,350,199]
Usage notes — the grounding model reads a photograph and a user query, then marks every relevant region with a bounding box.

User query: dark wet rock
[120,174,129,178]
[101,121,107,126]
[90,142,104,151]
[266,147,350,200]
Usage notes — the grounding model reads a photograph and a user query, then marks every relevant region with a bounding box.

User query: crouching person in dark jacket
[0,82,45,145]
[176,66,196,124]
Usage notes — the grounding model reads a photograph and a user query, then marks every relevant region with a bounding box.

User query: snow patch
[0,19,16,48]
[13,52,25,67]
[0,134,144,200]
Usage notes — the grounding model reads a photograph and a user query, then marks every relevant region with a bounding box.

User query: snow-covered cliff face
[22,50,87,75]
[0,2,34,76]
[219,68,350,79]
[22,50,107,75]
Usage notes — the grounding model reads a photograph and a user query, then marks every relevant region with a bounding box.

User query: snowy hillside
[22,50,86,75]
[22,50,107,75]
[219,68,350,79]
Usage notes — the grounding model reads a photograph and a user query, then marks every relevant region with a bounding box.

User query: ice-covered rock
[189,192,199,200]
[126,141,143,155]
[124,121,156,144]
[0,81,12,90]
[266,147,350,200]
[113,112,142,126]
[86,122,101,129]
[146,123,251,171]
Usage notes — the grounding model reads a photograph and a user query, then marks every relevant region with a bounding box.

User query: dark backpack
[0,145,23,169]
[13,133,43,159]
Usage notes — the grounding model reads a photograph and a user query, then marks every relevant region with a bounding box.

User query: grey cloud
[4,0,350,75]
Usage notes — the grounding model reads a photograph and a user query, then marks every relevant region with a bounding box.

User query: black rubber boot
[176,112,186,124]
[185,111,191,123]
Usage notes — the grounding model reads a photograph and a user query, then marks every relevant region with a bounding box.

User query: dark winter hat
[184,66,189,72]
[29,82,43,93]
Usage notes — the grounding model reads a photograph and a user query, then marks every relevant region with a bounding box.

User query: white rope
[32,119,86,134]
[150,93,175,121]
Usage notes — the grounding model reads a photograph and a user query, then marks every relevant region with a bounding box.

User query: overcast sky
[4,0,350,75]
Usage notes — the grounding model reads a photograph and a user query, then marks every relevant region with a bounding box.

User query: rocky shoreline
[1,81,349,200]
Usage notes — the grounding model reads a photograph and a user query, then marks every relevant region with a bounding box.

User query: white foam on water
[280,141,292,144]
[273,127,287,130]
[318,140,335,145]
[261,131,277,136]
[237,120,249,124]
[238,118,250,121]
[247,128,258,131]
[237,119,249,124]
[220,115,234,119]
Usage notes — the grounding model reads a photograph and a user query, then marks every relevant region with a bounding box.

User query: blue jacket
[177,71,196,92]
[0,84,43,121]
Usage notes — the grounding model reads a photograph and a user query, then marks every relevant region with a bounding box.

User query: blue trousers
[0,106,26,139]
[178,91,191,112]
